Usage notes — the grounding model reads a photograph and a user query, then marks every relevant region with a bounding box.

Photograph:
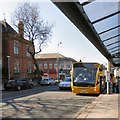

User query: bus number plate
[81,90,87,93]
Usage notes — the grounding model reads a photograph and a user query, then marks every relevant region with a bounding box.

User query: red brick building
[1,20,34,81]
[35,53,76,79]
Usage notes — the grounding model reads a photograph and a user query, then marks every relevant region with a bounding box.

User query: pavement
[73,91,120,119]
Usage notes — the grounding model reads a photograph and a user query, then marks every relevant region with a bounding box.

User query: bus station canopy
[53,0,120,67]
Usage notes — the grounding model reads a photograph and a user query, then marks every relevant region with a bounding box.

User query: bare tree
[11,2,54,78]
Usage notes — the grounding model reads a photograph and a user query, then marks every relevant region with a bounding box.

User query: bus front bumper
[72,86,100,94]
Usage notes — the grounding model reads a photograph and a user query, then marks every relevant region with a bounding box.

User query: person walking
[111,75,116,93]
[110,75,113,93]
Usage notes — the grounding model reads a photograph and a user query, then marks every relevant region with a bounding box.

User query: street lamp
[57,42,62,82]
[7,56,10,80]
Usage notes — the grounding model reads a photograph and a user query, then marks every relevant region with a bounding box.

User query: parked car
[59,77,71,90]
[4,78,34,91]
[41,78,57,86]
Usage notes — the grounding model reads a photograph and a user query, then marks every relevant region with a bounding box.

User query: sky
[0,0,109,65]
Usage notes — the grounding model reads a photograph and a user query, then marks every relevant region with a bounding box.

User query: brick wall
[36,58,57,79]
[2,22,34,80]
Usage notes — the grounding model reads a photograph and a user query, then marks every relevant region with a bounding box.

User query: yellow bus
[71,62,106,94]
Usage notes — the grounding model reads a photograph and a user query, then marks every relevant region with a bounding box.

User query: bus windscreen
[73,67,97,87]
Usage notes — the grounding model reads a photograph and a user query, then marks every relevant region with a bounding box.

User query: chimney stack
[18,21,24,38]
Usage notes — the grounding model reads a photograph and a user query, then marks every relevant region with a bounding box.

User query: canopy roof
[53,1,120,67]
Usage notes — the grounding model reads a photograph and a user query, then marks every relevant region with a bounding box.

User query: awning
[52,0,120,67]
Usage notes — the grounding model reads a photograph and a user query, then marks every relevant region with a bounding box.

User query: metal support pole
[57,54,59,81]
[57,45,59,82]
[107,61,110,94]
[57,42,62,82]
[7,56,10,80]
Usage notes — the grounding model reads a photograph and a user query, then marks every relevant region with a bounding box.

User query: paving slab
[76,94,119,119]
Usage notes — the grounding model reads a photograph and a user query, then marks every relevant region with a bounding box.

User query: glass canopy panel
[106,42,119,50]
[99,28,118,41]
[111,50,119,55]
[79,1,120,65]
[83,1,118,23]
[108,47,119,53]
[103,37,119,46]
[93,14,118,34]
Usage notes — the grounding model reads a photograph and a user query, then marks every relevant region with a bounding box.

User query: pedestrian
[111,75,116,93]
[115,76,119,93]
[110,75,113,93]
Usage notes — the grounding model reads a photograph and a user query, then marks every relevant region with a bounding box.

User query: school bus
[71,62,106,94]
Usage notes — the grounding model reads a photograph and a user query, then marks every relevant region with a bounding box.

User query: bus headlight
[94,87,96,91]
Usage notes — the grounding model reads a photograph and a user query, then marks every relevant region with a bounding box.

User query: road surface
[1,85,97,118]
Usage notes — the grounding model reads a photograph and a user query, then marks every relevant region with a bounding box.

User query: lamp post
[7,56,10,80]
[57,42,62,82]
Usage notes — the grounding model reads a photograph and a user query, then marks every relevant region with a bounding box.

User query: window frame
[49,63,53,69]
[27,62,33,74]
[54,63,57,69]
[13,40,19,55]
[26,45,31,57]
[14,60,20,74]
[44,63,48,69]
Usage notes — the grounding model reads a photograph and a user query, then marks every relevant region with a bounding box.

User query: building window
[60,63,64,69]
[49,63,53,69]
[44,63,48,69]
[54,63,57,69]
[14,40,19,55]
[39,64,43,69]
[27,62,32,73]
[26,45,31,57]
[67,64,71,69]
[14,60,20,73]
